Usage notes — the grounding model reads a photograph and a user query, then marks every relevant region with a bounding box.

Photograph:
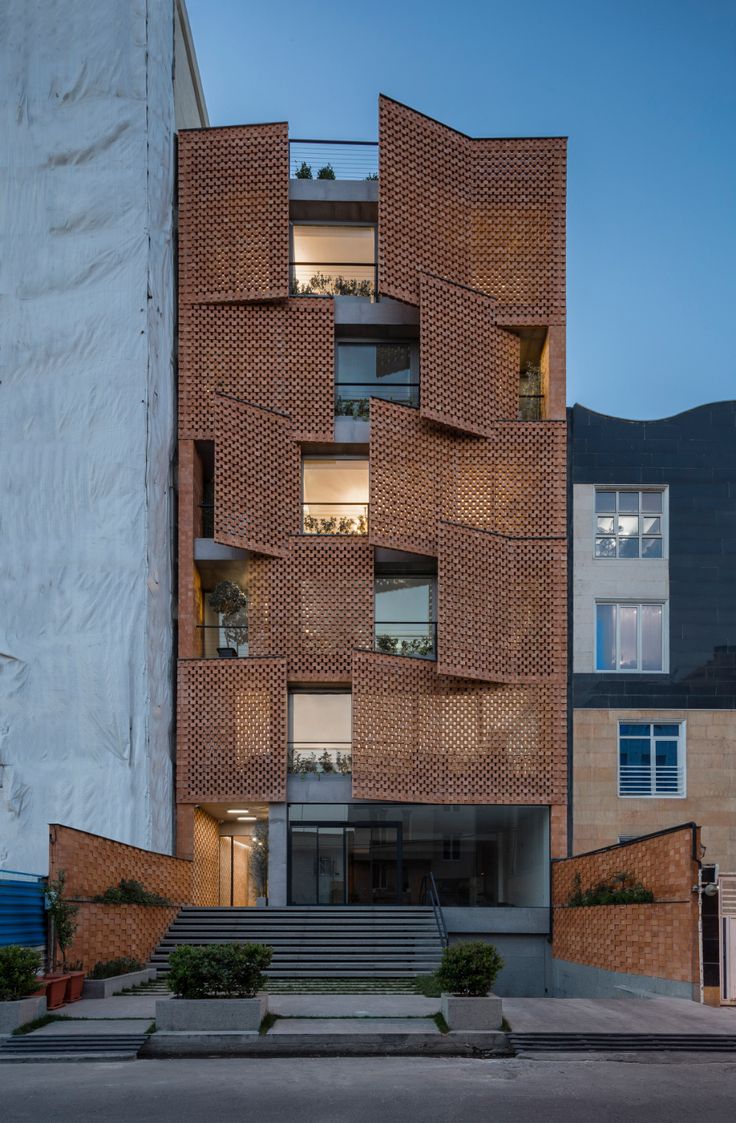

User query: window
[595,489,665,558]
[291,224,376,297]
[336,342,419,420]
[374,575,437,659]
[302,458,369,534]
[288,692,352,774]
[595,602,665,672]
[618,722,685,797]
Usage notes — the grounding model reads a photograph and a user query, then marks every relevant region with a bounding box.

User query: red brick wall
[63,904,178,973]
[552,825,700,984]
[192,808,220,906]
[49,824,192,903]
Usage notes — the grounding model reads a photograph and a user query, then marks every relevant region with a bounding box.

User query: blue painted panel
[0,877,47,947]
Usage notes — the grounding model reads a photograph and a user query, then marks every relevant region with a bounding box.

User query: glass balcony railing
[197,625,249,659]
[335,383,419,421]
[374,622,437,660]
[289,140,378,181]
[302,503,368,536]
[290,263,377,298]
[288,742,353,775]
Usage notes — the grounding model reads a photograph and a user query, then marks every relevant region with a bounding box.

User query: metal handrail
[421,872,448,948]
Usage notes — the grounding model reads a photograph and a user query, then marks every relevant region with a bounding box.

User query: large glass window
[291,225,376,297]
[288,804,549,907]
[374,575,436,659]
[619,722,685,797]
[336,343,419,420]
[595,602,664,672]
[595,489,665,558]
[288,692,352,775]
[302,458,369,535]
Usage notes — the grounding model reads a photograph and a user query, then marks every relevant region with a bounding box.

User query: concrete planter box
[0,994,47,1035]
[83,968,157,999]
[441,993,503,1031]
[156,996,267,1032]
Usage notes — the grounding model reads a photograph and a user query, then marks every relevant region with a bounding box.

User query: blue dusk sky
[185,0,735,419]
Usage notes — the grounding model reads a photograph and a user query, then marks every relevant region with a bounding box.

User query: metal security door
[719,874,736,1004]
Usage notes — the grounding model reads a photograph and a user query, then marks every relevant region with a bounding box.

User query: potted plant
[208,581,248,655]
[84,957,156,999]
[0,946,46,1034]
[437,941,504,1031]
[45,870,79,1007]
[156,943,272,1031]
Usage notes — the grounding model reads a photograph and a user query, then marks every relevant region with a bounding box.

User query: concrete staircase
[150,906,444,978]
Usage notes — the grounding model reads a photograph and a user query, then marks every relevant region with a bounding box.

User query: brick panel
[214,394,299,557]
[49,825,192,903]
[437,523,566,683]
[378,96,566,325]
[178,124,289,303]
[420,274,520,435]
[248,538,373,682]
[177,659,288,803]
[351,652,566,804]
[179,299,335,442]
[370,400,566,555]
[192,808,220,906]
[62,903,178,974]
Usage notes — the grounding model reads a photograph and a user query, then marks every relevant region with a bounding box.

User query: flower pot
[0,995,47,1035]
[155,996,267,1031]
[44,974,71,1010]
[65,971,85,1003]
[440,992,503,1031]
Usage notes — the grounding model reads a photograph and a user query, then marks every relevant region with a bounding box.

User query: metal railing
[290,140,378,181]
[619,765,684,797]
[197,625,249,659]
[302,503,368,536]
[374,622,437,660]
[420,872,448,948]
[336,383,419,421]
[288,742,352,775]
[290,262,377,298]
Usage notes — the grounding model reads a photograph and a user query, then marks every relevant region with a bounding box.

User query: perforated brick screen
[352,652,566,804]
[214,394,300,557]
[248,538,373,681]
[178,123,289,303]
[370,400,566,555]
[179,299,335,442]
[420,273,520,435]
[438,523,567,683]
[177,659,288,802]
[378,97,566,324]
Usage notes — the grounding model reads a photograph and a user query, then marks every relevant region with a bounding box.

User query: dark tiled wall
[571,402,736,709]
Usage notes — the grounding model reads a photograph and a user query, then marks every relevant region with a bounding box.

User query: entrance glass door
[289,823,401,905]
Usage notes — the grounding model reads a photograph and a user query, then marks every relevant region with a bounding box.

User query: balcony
[374,622,437,660]
[291,224,376,298]
[288,742,352,775]
[289,140,378,182]
[336,342,419,421]
[519,361,543,421]
[197,622,249,659]
[302,502,368,536]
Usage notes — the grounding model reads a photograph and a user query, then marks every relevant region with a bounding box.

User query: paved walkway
[504,997,736,1034]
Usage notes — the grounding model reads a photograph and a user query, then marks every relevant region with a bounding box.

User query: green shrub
[316,163,336,180]
[93,879,171,906]
[294,161,313,179]
[167,943,272,998]
[0,946,42,1001]
[89,957,144,979]
[567,871,655,907]
[436,941,504,997]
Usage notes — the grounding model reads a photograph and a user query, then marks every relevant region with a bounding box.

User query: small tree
[316,163,336,180]
[294,161,313,179]
[46,870,79,972]
[208,581,248,650]
[250,820,269,900]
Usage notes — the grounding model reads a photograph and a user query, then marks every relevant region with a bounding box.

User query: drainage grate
[509,1033,736,1054]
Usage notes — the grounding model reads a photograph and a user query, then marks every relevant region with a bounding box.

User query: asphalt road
[4,1056,736,1122]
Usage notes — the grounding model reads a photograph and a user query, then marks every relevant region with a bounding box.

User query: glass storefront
[288,804,549,907]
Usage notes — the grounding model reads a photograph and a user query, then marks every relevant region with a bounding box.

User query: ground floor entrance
[290,823,403,905]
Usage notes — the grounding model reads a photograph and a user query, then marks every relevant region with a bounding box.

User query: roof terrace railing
[290,140,378,181]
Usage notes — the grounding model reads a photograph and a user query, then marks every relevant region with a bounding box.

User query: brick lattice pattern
[49,825,192,903]
[214,393,300,557]
[378,96,566,324]
[370,399,566,555]
[551,826,700,985]
[178,123,289,304]
[351,652,566,804]
[248,538,373,681]
[192,808,220,906]
[63,904,179,974]
[179,299,335,442]
[438,523,566,683]
[177,659,288,802]
[419,273,520,435]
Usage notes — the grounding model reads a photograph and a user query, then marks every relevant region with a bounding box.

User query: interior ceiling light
[237,816,257,821]
[227,809,250,814]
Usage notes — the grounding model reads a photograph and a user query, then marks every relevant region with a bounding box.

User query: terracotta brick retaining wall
[63,904,179,973]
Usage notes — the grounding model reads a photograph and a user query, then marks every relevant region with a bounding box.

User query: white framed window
[594,489,666,558]
[595,602,666,672]
[618,721,686,797]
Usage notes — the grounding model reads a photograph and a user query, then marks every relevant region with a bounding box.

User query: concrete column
[267,803,288,905]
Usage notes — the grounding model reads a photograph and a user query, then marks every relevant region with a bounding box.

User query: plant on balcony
[375,633,434,658]
[316,163,336,179]
[250,821,269,902]
[167,943,272,999]
[292,272,374,298]
[335,395,370,422]
[567,871,655,907]
[303,513,366,536]
[365,172,378,181]
[0,946,41,1002]
[289,749,352,776]
[294,161,313,179]
[93,879,171,906]
[208,581,248,650]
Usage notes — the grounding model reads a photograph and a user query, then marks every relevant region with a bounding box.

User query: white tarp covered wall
[0,0,182,873]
